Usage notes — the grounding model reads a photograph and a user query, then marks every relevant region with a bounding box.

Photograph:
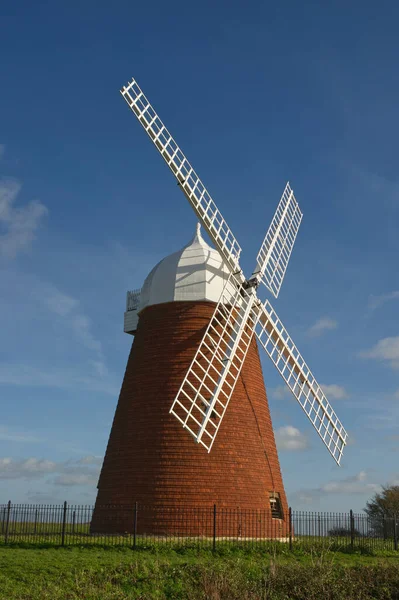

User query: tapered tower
[92,226,288,535]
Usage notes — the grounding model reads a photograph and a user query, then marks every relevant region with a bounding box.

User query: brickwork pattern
[92,301,289,536]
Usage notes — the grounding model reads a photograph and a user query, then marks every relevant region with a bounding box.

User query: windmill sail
[170,273,259,451]
[254,183,302,298]
[121,74,348,467]
[120,78,243,276]
[255,300,348,464]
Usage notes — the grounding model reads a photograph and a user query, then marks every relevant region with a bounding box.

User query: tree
[365,485,399,519]
[364,485,399,538]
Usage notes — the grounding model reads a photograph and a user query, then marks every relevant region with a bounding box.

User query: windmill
[91,77,348,536]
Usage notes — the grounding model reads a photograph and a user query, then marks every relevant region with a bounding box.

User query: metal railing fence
[0,501,398,551]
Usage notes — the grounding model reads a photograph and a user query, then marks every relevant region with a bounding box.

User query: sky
[0,0,398,512]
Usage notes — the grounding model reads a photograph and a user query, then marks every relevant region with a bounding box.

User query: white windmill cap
[139,224,230,311]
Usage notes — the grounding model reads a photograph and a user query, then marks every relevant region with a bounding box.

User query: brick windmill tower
[92,77,347,536]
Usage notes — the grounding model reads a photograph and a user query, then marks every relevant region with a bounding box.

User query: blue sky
[1,0,398,511]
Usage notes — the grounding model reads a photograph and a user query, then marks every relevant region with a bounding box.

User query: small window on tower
[269,491,284,520]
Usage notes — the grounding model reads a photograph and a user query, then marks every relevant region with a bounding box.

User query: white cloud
[307,317,337,337]
[368,291,399,311]
[320,471,380,495]
[0,455,102,486]
[320,384,348,400]
[0,178,47,258]
[294,471,381,506]
[360,336,399,370]
[275,425,308,450]
[270,385,290,400]
[0,457,57,479]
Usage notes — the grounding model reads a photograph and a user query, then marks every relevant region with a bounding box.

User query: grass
[1,530,397,556]
[1,545,399,599]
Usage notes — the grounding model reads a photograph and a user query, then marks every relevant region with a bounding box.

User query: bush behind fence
[0,501,398,551]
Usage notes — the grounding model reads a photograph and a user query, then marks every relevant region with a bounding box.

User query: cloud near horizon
[292,471,382,506]
[0,455,103,487]
[320,471,380,495]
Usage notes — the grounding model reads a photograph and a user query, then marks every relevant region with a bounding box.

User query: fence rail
[0,501,398,551]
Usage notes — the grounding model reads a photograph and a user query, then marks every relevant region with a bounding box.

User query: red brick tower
[92,227,288,536]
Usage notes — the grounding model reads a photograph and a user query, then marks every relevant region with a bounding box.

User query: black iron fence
[0,501,398,552]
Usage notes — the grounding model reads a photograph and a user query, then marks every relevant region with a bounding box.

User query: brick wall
[91,301,289,536]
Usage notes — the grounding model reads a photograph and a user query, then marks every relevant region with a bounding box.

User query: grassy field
[1,545,399,599]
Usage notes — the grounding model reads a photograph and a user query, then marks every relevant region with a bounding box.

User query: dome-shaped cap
[139,224,230,311]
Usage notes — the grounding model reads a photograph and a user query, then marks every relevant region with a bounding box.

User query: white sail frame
[255,300,348,464]
[254,182,302,298]
[120,78,243,276]
[170,274,259,451]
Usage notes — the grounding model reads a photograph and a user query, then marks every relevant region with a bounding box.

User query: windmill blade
[170,274,260,451]
[255,300,348,465]
[120,78,242,276]
[253,183,302,298]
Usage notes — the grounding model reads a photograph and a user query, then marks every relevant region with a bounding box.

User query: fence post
[4,501,11,545]
[350,509,355,550]
[61,501,67,547]
[72,511,76,535]
[394,514,398,551]
[33,508,38,535]
[383,514,387,540]
[133,502,138,549]
[317,513,321,538]
[1,506,5,534]
[288,507,293,551]
[212,504,217,553]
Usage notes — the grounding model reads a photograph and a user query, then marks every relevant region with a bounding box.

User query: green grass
[1,530,397,556]
[1,545,399,599]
